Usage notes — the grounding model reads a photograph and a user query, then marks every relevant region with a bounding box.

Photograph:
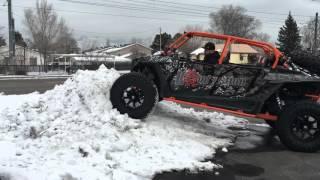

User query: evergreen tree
[150,32,172,52]
[15,31,27,47]
[172,33,182,41]
[277,12,301,55]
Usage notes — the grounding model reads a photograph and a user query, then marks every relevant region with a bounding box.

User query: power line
[11,5,210,24]
[5,2,311,37]
[7,4,309,31]
[96,0,311,23]
[120,0,312,21]
[8,0,312,25]
[94,0,212,16]
[59,0,210,18]
[14,5,308,28]
[75,28,158,35]
[1,5,161,36]
[59,0,312,24]
[107,0,218,16]
[123,0,314,18]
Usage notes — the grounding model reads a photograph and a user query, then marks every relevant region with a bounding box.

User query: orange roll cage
[169,32,283,69]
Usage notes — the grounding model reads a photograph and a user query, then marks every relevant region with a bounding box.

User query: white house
[46,43,151,69]
[49,54,131,66]
[191,44,259,64]
[0,45,44,65]
[87,43,152,59]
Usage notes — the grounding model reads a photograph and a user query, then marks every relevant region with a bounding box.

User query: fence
[0,61,132,75]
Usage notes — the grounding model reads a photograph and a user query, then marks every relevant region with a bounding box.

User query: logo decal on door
[183,69,199,88]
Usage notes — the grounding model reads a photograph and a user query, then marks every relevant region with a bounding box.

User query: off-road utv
[111,32,320,152]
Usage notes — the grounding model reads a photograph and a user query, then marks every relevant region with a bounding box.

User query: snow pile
[0,65,245,180]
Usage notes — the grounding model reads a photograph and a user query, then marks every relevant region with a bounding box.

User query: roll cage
[168,32,283,69]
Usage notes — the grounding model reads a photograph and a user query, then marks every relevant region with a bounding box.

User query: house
[87,43,152,59]
[0,45,44,65]
[191,44,259,64]
[46,43,152,72]
[49,54,131,66]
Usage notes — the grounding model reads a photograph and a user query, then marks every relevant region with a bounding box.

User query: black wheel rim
[291,112,320,142]
[122,86,144,109]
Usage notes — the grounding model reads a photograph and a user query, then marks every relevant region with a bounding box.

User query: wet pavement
[1,78,320,180]
[0,78,66,95]
[154,124,320,180]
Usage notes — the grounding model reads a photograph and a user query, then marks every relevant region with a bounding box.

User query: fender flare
[132,62,169,98]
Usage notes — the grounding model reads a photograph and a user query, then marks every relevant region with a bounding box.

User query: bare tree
[24,0,77,66]
[0,26,6,47]
[209,5,261,39]
[253,32,271,42]
[178,25,204,54]
[301,18,320,50]
[24,0,59,66]
[80,38,99,52]
[105,38,111,47]
[53,20,79,54]
[130,37,143,44]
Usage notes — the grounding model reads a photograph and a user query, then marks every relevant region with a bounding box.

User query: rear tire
[276,101,320,152]
[265,120,276,129]
[110,72,158,119]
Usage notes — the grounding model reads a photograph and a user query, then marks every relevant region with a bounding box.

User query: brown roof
[215,44,258,54]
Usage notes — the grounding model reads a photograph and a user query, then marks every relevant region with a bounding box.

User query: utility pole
[159,27,162,51]
[7,0,15,65]
[314,12,318,54]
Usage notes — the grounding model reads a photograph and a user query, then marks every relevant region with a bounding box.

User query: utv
[111,32,320,152]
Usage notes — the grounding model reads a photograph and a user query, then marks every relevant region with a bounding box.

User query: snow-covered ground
[0,66,247,180]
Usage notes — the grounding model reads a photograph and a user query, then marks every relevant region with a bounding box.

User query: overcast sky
[0,0,319,45]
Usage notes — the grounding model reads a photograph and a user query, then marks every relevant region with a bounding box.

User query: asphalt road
[154,125,320,180]
[0,78,67,95]
[1,78,319,180]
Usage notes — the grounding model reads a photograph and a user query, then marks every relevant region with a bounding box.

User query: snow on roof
[153,51,163,56]
[87,43,152,54]
[120,53,132,58]
[71,56,131,62]
[71,55,131,62]
[105,46,125,53]
[114,56,132,62]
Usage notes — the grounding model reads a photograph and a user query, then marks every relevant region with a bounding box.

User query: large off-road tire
[265,120,276,129]
[110,72,158,119]
[276,101,320,152]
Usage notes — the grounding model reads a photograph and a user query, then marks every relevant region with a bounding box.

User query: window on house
[228,41,270,66]
[30,57,37,65]
[240,54,244,61]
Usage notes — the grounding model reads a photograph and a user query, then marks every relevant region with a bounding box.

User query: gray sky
[0,0,319,45]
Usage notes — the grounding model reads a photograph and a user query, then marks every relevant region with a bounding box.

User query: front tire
[265,120,276,129]
[110,72,158,119]
[276,101,320,152]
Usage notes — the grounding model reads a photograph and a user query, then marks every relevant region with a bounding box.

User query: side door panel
[167,61,269,113]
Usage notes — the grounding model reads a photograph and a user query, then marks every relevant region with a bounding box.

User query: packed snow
[0,65,247,180]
